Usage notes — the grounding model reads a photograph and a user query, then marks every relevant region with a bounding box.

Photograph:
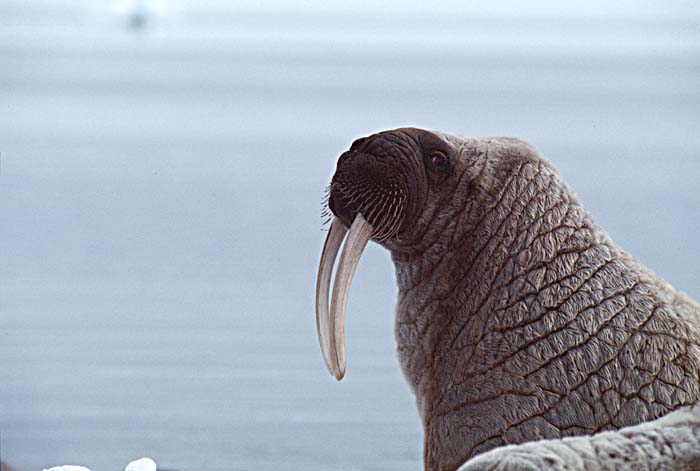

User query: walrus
[315,128,700,470]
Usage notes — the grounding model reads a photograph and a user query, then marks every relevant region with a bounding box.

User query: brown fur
[329,129,700,471]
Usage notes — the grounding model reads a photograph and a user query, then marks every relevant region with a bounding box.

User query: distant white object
[124,458,157,471]
[43,458,156,471]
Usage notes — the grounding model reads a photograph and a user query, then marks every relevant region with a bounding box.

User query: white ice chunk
[42,457,156,471]
[124,458,157,471]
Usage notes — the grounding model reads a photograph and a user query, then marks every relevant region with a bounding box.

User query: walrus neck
[390,159,604,389]
[391,159,628,469]
[391,158,700,470]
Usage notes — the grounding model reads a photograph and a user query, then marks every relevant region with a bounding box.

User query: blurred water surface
[1,2,699,470]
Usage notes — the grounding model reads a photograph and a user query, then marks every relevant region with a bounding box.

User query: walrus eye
[430,152,449,173]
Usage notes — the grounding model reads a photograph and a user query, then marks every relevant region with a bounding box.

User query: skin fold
[321,128,700,471]
[458,403,700,471]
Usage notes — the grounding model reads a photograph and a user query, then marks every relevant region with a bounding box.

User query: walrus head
[316,127,467,379]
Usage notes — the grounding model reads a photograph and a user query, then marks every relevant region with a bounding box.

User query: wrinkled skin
[323,128,700,471]
[459,403,700,471]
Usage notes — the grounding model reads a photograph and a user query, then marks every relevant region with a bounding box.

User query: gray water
[1,4,700,470]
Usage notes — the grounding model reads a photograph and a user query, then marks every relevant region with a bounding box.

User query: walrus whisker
[336,185,365,209]
[320,186,333,229]
[387,193,406,236]
[371,199,393,240]
[320,211,333,229]
[371,196,397,241]
[361,192,388,231]
[373,197,399,240]
[356,189,387,232]
[376,194,405,241]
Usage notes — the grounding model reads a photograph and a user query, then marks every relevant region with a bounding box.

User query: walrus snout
[318,144,411,380]
[315,128,440,380]
[329,130,430,240]
[329,151,408,236]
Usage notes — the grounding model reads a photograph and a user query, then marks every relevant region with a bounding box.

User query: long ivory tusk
[329,213,374,380]
[315,217,347,377]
